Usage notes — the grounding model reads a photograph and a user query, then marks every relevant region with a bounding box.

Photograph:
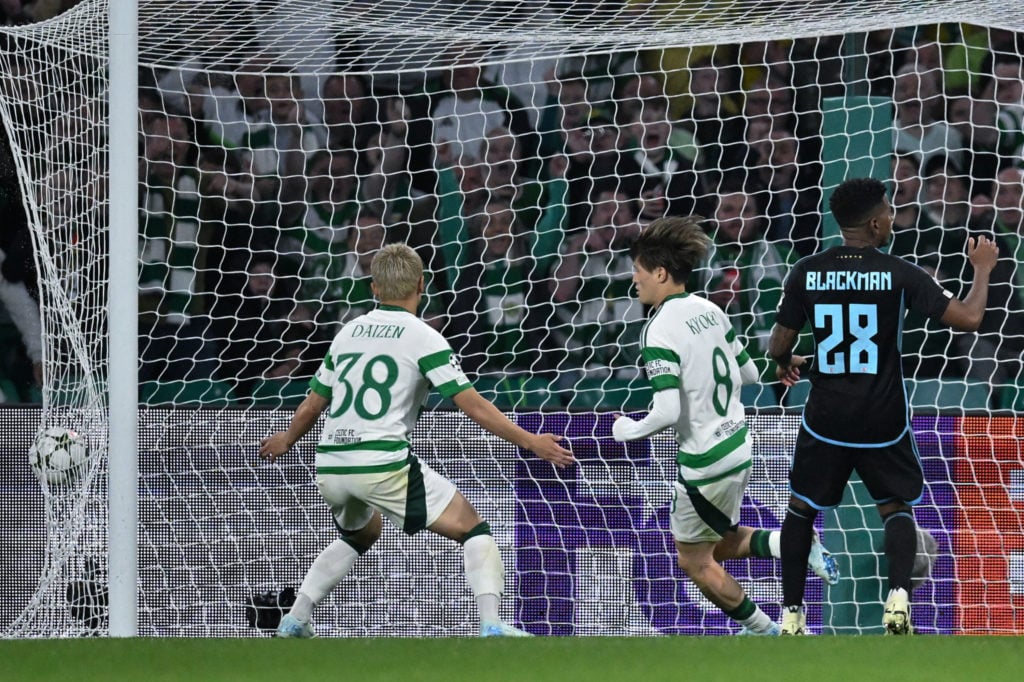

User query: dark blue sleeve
[901,259,952,322]
[774,261,807,331]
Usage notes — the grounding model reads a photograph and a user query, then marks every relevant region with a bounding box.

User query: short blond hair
[370,243,422,301]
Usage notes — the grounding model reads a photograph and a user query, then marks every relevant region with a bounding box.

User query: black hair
[829,177,888,228]
[630,215,710,284]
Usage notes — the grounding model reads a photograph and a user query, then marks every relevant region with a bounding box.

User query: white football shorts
[316,455,458,535]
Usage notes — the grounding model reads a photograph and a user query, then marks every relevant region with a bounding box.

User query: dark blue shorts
[789,426,923,510]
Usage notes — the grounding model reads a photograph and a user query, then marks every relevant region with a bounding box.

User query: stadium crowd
[1,12,1023,410]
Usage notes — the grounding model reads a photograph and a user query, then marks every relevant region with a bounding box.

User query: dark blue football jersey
[776,246,953,446]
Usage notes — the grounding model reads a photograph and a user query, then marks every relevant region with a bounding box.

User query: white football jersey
[640,292,753,484]
[310,305,470,470]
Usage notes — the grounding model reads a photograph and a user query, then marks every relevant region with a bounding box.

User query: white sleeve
[738,357,759,385]
[612,388,680,441]
[724,309,758,385]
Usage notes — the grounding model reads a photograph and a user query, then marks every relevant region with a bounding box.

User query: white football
[28,427,89,485]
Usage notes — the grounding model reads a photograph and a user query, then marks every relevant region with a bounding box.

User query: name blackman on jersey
[805,271,893,291]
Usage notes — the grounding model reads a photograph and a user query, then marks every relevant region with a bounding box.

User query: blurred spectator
[246,69,328,210]
[137,112,222,383]
[536,74,592,159]
[888,154,947,378]
[944,27,1022,97]
[562,114,644,231]
[946,94,1001,194]
[974,165,1024,362]
[195,145,262,292]
[481,1,560,131]
[988,166,1024,260]
[913,158,1024,387]
[747,129,821,256]
[300,213,385,332]
[614,72,700,166]
[0,125,40,399]
[978,55,1024,168]
[549,188,644,380]
[892,63,963,172]
[624,94,708,221]
[889,153,940,257]
[212,257,298,398]
[681,55,745,179]
[0,250,42,395]
[278,148,361,266]
[426,48,537,169]
[356,96,427,225]
[434,155,489,288]
[446,200,552,377]
[479,125,543,230]
[692,187,794,379]
[920,156,977,229]
[321,73,374,152]
[531,152,572,281]
[738,40,796,93]
[265,301,334,382]
[138,112,208,329]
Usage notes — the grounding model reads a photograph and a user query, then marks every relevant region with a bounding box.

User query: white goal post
[1,0,1023,638]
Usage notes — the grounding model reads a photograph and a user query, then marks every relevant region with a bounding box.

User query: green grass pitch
[2,636,1022,682]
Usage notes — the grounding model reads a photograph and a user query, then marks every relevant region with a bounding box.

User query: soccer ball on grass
[28,427,89,485]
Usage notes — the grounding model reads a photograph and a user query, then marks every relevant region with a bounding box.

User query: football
[28,427,89,485]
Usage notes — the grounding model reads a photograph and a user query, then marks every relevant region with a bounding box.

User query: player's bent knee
[338,512,382,553]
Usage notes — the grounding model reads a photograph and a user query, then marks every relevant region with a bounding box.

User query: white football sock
[768,530,782,559]
[464,534,504,622]
[291,538,360,622]
[738,605,776,633]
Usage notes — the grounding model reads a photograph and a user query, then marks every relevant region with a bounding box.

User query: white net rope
[1,0,1023,636]
[0,0,109,637]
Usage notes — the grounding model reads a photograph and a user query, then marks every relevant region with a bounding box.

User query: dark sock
[749,529,773,558]
[883,511,917,593]
[781,505,817,607]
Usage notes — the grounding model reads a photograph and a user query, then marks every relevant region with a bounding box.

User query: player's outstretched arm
[941,235,999,331]
[259,391,329,463]
[452,387,575,468]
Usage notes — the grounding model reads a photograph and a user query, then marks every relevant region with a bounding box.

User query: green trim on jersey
[642,347,681,363]
[735,349,752,366]
[649,374,679,391]
[724,328,737,342]
[309,376,331,399]
[379,304,411,313]
[418,349,452,374]
[435,379,471,399]
[317,439,410,453]
[676,425,749,468]
[662,292,690,304]
[679,459,752,487]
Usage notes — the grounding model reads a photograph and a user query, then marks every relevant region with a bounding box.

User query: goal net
[1,0,1023,637]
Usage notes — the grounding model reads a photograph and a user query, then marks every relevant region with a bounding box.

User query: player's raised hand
[967,234,999,273]
[527,433,575,469]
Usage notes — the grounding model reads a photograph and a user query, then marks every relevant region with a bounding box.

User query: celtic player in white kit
[260,243,574,638]
[612,216,838,636]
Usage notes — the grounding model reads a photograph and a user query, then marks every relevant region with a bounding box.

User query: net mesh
[1,0,1023,637]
